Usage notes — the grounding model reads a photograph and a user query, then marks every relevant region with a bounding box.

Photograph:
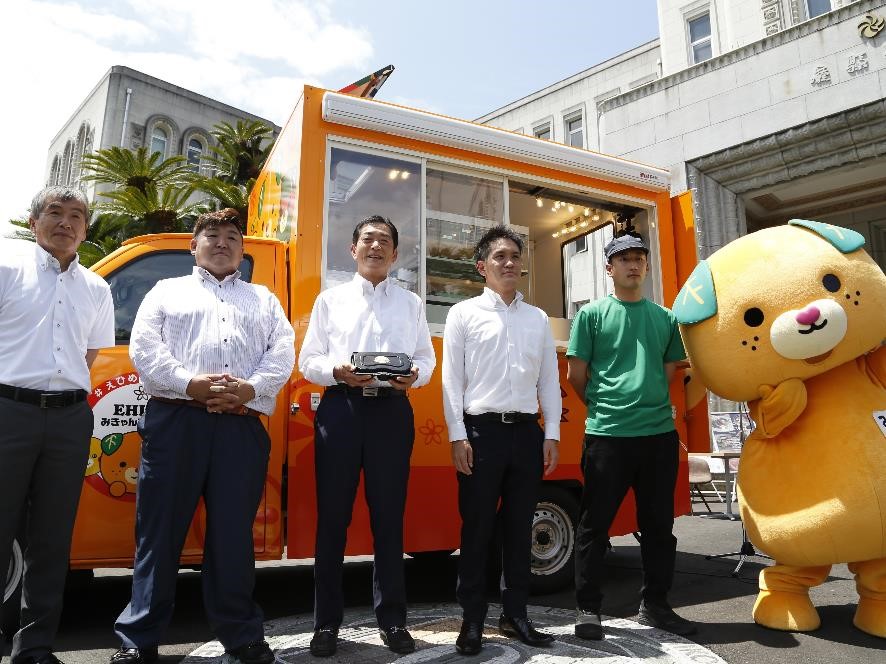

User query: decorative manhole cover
[184,604,724,663]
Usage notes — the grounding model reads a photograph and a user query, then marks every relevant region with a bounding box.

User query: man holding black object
[567,233,694,640]
[299,215,435,657]
[443,225,560,656]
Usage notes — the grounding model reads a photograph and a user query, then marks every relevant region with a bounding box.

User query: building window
[49,156,60,186]
[150,127,168,157]
[62,141,74,185]
[533,123,552,141]
[187,138,204,172]
[564,113,583,148]
[688,12,712,64]
[805,0,831,19]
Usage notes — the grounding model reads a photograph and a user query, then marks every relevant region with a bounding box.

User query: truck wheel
[530,485,579,595]
[2,538,23,640]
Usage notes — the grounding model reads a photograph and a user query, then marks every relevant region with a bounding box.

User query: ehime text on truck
[3,86,708,610]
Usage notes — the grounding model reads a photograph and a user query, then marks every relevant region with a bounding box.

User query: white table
[702,450,741,521]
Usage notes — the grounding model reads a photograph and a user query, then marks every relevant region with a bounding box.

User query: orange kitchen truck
[3,86,707,620]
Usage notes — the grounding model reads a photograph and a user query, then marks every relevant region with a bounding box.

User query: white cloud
[0,0,373,223]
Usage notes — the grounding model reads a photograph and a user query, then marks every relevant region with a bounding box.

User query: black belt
[326,384,407,398]
[0,383,88,409]
[465,411,540,424]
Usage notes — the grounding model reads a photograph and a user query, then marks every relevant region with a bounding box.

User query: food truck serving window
[322,142,657,343]
[425,168,507,326]
[325,147,421,292]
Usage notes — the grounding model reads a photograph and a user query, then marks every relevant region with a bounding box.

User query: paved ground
[185,606,726,663]
[3,504,884,663]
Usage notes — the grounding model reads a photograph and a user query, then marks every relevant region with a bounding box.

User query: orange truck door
[70,235,288,568]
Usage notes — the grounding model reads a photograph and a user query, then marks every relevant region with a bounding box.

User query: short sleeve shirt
[567,295,685,436]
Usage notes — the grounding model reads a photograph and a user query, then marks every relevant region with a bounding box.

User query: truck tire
[2,538,23,640]
[529,485,579,595]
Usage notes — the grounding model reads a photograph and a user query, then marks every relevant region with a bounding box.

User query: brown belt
[150,396,262,418]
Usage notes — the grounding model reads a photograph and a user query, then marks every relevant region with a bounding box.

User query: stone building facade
[46,65,279,202]
[478,0,886,270]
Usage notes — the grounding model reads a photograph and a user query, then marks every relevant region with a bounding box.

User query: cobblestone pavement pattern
[184,604,724,663]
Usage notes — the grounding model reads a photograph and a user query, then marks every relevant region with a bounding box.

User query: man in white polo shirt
[443,224,561,656]
[0,186,115,664]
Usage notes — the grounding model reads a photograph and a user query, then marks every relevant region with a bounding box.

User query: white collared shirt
[0,241,115,392]
[129,267,295,415]
[299,273,436,387]
[442,287,561,442]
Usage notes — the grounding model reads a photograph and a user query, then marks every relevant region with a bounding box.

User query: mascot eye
[743,308,765,327]
[822,273,841,292]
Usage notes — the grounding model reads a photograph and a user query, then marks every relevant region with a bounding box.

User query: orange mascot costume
[673,220,886,637]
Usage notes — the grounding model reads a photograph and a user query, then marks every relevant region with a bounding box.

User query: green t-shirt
[567,295,686,437]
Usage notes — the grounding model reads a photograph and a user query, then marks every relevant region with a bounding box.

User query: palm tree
[7,216,34,241]
[204,120,274,185]
[76,213,139,267]
[191,178,250,220]
[98,183,203,234]
[79,146,194,193]
[79,146,201,238]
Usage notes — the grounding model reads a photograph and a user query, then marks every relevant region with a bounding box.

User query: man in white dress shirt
[111,209,295,664]
[299,215,435,657]
[443,225,560,656]
[0,186,115,664]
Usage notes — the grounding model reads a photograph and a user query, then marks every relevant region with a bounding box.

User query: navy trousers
[574,430,679,612]
[312,390,414,630]
[114,400,270,651]
[456,418,544,622]
[0,398,92,663]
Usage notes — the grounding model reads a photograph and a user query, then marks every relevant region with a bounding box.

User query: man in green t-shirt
[566,233,696,640]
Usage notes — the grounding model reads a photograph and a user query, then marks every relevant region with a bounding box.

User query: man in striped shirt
[110,209,295,664]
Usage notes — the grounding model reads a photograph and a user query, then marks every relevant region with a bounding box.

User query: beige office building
[478,0,886,272]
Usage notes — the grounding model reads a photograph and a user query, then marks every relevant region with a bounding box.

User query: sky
[0,0,660,229]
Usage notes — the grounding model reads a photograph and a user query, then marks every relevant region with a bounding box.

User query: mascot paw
[753,589,821,632]
[854,597,886,638]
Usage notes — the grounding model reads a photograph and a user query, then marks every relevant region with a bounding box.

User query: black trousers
[312,391,414,629]
[574,430,679,612]
[0,397,92,663]
[456,418,544,622]
[114,400,270,651]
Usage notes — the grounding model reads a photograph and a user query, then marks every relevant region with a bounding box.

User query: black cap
[604,234,649,262]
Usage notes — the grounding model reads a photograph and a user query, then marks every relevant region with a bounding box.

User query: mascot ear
[788,219,865,253]
[673,260,717,324]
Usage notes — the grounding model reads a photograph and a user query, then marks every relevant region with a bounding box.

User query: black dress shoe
[498,614,554,647]
[109,646,159,664]
[637,600,697,636]
[309,628,338,657]
[379,625,415,654]
[575,608,604,640]
[226,640,274,664]
[455,620,483,655]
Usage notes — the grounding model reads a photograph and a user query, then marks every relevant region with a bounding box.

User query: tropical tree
[98,183,203,235]
[7,216,34,241]
[191,178,249,220]
[77,213,141,267]
[79,146,194,193]
[204,120,274,185]
[192,119,275,218]
[79,146,202,238]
